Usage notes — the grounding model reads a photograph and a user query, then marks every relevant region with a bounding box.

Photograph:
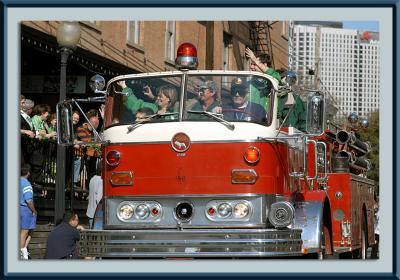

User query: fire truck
[57,43,376,259]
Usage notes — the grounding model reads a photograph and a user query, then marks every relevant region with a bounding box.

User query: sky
[342,21,379,32]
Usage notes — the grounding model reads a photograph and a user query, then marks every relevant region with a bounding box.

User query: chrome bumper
[79,228,303,258]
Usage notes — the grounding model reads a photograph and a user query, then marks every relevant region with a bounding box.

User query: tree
[357,110,379,201]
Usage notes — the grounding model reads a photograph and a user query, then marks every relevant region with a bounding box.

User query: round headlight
[234,202,249,218]
[218,203,232,218]
[135,204,150,219]
[117,203,134,220]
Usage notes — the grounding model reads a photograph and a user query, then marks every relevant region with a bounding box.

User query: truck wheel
[353,216,368,259]
[317,222,332,259]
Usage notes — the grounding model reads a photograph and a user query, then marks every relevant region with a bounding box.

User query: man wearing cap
[190,80,220,119]
[222,78,267,123]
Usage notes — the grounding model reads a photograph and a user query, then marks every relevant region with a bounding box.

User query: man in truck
[222,77,267,122]
[245,47,306,131]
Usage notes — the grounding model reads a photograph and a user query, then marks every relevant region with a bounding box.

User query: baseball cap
[231,78,249,95]
[199,80,216,92]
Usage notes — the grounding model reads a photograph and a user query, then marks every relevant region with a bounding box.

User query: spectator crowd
[20,95,104,194]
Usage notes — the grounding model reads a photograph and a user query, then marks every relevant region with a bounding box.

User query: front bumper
[79,228,303,258]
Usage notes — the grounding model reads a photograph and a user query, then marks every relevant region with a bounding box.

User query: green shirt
[250,68,282,111]
[32,115,46,133]
[277,93,306,132]
[123,87,158,114]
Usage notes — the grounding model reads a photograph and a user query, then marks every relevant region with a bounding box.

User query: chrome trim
[317,141,328,181]
[231,169,258,184]
[105,195,270,228]
[293,201,323,252]
[106,193,265,199]
[79,228,303,258]
[109,171,133,186]
[101,139,279,145]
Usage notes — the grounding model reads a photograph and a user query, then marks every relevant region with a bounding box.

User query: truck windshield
[106,75,182,127]
[184,74,274,125]
[105,73,274,128]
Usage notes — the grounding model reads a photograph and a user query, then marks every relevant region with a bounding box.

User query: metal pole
[54,47,71,224]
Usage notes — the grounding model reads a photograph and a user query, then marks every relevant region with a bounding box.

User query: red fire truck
[57,43,376,258]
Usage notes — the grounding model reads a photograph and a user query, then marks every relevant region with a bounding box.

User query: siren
[175,42,198,70]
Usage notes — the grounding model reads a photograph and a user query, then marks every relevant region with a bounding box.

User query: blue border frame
[1,1,398,279]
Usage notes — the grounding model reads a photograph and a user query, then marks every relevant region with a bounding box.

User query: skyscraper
[290,23,380,119]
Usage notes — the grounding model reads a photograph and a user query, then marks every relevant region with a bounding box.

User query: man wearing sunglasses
[222,78,267,122]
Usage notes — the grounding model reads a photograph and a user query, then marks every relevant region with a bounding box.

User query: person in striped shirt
[20,163,37,260]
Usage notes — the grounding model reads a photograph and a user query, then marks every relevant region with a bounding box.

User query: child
[20,163,37,260]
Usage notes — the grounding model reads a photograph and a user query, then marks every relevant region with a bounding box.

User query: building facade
[290,24,380,119]
[21,20,288,109]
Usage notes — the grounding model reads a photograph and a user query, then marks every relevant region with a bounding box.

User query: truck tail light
[207,207,216,216]
[106,150,121,166]
[244,146,260,164]
[231,169,258,184]
[110,172,133,186]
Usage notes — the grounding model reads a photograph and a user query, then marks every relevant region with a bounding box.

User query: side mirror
[56,102,74,145]
[89,74,106,92]
[306,91,325,135]
[285,70,297,86]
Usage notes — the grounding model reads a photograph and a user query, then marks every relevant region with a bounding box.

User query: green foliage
[357,111,379,200]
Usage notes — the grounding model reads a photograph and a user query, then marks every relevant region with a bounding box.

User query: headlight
[233,202,249,218]
[218,203,232,218]
[205,200,252,221]
[117,203,134,220]
[135,204,150,219]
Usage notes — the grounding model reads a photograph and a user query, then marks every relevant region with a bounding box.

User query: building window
[165,21,176,62]
[127,21,141,46]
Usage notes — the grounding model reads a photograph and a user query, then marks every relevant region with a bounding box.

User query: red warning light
[175,43,198,70]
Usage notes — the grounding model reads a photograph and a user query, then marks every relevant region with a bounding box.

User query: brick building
[21,20,288,108]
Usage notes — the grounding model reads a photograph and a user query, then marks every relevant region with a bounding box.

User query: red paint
[104,142,290,196]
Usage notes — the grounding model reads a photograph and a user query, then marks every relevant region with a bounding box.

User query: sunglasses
[231,88,247,97]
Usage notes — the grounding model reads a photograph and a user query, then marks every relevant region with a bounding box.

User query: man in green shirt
[245,47,306,131]
[245,47,281,112]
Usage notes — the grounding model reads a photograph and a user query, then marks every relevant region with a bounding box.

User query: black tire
[353,216,368,259]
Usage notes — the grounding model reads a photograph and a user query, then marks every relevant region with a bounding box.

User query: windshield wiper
[188,110,235,130]
[127,112,178,133]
